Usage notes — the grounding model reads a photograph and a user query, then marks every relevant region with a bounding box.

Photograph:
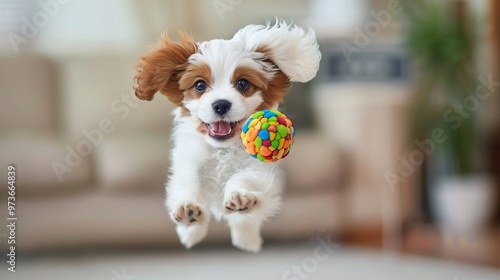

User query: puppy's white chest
[201,146,249,184]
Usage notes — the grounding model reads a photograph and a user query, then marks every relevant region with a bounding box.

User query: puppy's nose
[212,100,232,116]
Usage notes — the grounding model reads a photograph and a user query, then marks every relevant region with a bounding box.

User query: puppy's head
[134,19,321,148]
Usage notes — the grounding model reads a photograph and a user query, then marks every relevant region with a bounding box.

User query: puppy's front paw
[224,191,257,213]
[171,202,204,225]
[176,223,208,249]
[231,230,262,253]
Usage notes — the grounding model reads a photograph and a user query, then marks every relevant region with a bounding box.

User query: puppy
[134,19,320,252]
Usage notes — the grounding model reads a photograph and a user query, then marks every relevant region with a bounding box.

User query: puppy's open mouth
[205,120,242,140]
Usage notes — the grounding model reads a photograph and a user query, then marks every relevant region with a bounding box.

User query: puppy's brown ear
[134,32,197,105]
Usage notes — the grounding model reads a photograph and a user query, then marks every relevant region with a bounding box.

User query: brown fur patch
[231,66,268,97]
[178,107,191,118]
[257,70,290,110]
[195,119,208,135]
[253,46,291,110]
[133,32,197,111]
[231,64,290,110]
[179,63,212,100]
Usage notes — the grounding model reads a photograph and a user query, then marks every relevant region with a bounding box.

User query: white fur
[232,19,321,83]
[165,20,320,252]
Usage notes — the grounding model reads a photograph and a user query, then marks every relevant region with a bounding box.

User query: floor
[403,225,500,267]
[2,243,500,280]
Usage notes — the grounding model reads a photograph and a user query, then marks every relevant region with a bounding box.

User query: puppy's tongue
[210,121,231,136]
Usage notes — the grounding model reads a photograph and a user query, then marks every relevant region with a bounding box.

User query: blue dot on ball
[258,130,269,140]
[242,122,249,134]
[264,111,275,119]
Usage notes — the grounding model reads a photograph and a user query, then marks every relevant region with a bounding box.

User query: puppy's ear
[232,19,321,83]
[134,32,197,104]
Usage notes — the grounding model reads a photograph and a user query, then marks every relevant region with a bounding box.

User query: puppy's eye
[194,80,207,93]
[236,79,250,92]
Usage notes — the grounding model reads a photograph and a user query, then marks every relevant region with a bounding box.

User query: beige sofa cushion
[58,54,176,138]
[0,133,93,195]
[0,55,57,134]
[95,132,171,193]
[95,129,340,195]
[13,190,341,251]
[281,132,341,193]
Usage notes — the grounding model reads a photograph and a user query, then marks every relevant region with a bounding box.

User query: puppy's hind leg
[223,168,283,252]
[175,222,209,249]
[226,214,263,253]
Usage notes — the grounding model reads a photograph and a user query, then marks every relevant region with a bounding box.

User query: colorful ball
[240,109,295,162]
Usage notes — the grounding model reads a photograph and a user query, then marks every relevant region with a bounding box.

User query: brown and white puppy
[134,19,320,252]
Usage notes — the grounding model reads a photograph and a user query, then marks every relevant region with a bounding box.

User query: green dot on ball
[254,137,262,147]
[271,140,279,148]
[252,111,265,119]
[277,125,288,137]
[257,154,265,161]
[261,123,269,130]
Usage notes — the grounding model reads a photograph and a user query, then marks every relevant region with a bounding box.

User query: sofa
[0,53,348,252]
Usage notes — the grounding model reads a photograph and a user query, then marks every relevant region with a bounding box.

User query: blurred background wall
[0,0,499,269]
